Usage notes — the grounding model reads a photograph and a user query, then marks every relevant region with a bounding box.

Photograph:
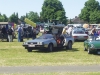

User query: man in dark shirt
[7,27,13,42]
[1,26,7,34]
[1,26,7,41]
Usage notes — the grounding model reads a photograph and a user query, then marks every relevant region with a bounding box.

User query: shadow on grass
[75,40,85,42]
[93,53,100,56]
[94,54,100,56]
[67,48,79,52]
[0,49,8,50]
[32,48,79,53]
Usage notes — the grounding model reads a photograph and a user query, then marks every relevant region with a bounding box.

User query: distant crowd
[0,25,50,42]
[0,24,100,42]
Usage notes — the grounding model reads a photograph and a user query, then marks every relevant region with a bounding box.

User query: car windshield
[74,30,85,34]
[37,34,53,39]
[88,36,100,41]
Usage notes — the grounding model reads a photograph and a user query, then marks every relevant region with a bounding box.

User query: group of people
[2,24,99,42]
[0,25,40,42]
[17,25,40,42]
[90,28,100,40]
[62,26,73,36]
[0,26,14,42]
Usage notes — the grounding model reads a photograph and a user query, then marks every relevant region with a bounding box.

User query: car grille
[97,49,100,51]
[28,42,37,44]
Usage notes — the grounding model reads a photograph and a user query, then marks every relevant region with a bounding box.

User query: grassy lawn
[0,39,100,66]
[0,72,100,75]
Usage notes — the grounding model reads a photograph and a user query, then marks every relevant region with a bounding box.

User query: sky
[0,0,100,19]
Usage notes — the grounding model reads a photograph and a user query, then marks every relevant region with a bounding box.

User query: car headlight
[23,42,28,45]
[37,42,43,45]
[90,44,95,48]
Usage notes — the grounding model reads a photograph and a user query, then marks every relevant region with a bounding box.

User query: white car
[72,29,88,41]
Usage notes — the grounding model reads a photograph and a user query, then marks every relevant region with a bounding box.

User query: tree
[3,14,8,22]
[40,0,67,24]
[89,10,100,23]
[9,12,19,24]
[27,11,40,23]
[0,14,8,22]
[20,15,26,22]
[79,0,100,23]
[0,15,5,22]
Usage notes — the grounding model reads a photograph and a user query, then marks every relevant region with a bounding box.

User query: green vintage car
[84,36,100,54]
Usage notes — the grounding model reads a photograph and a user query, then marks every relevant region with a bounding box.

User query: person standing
[1,26,7,38]
[7,27,13,42]
[98,29,100,36]
[62,27,67,35]
[67,27,73,36]
[17,25,22,42]
[32,27,36,39]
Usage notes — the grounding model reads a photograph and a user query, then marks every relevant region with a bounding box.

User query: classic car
[72,29,88,41]
[84,36,100,54]
[23,34,74,52]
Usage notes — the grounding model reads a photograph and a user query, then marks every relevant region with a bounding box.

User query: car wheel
[66,41,72,50]
[48,44,53,52]
[88,48,92,54]
[84,46,87,51]
[27,49,32,52]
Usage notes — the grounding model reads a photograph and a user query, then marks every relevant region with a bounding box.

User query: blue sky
[0,0,100,19]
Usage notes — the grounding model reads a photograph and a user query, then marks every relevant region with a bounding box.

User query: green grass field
[0,39,100,75]
[0,39,100,67]
[0,72,100,75]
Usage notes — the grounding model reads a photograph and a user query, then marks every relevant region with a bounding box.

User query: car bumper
[89,48,100,52]
[23,44,48,49]
[74,38,87,41]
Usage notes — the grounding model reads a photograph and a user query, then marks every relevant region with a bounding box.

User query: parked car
[72,29,88,41]
[84,36,100,54]
[23,24,74,52]
[73,26,85,30]
[84,29,89,34]
[23,33,74,52]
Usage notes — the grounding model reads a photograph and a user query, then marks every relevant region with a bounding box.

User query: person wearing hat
[62,27,67,35]
[17,25,23,42]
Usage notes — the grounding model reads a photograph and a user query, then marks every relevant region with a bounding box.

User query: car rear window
[74,31,85,34]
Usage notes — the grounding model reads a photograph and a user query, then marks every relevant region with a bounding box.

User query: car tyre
[27,49,32,52]
[66,41,72,50]
[48,44,53,52]
[88,48,92,54]
[84,47,87,51]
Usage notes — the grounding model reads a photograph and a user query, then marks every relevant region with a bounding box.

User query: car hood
[26,39,52,42]
[89,41,100,48]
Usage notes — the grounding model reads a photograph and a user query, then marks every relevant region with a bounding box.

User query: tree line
[0,0,100,24]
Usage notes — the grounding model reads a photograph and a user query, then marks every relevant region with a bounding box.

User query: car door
[93,41,100,49]
[64,35,71,46]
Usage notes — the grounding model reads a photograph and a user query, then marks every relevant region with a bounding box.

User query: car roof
[73,29,84,31]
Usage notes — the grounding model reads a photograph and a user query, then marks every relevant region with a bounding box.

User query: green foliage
[40,0,67,24]
[27,11,40,23]
[79,0,100,23]
[0,15,5,22]
[20,16,26,22]
[79,7,90,23]
[0,13,8,22]
[3,14,8,22]
[9,12,19,24]
[89,11,100,23]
